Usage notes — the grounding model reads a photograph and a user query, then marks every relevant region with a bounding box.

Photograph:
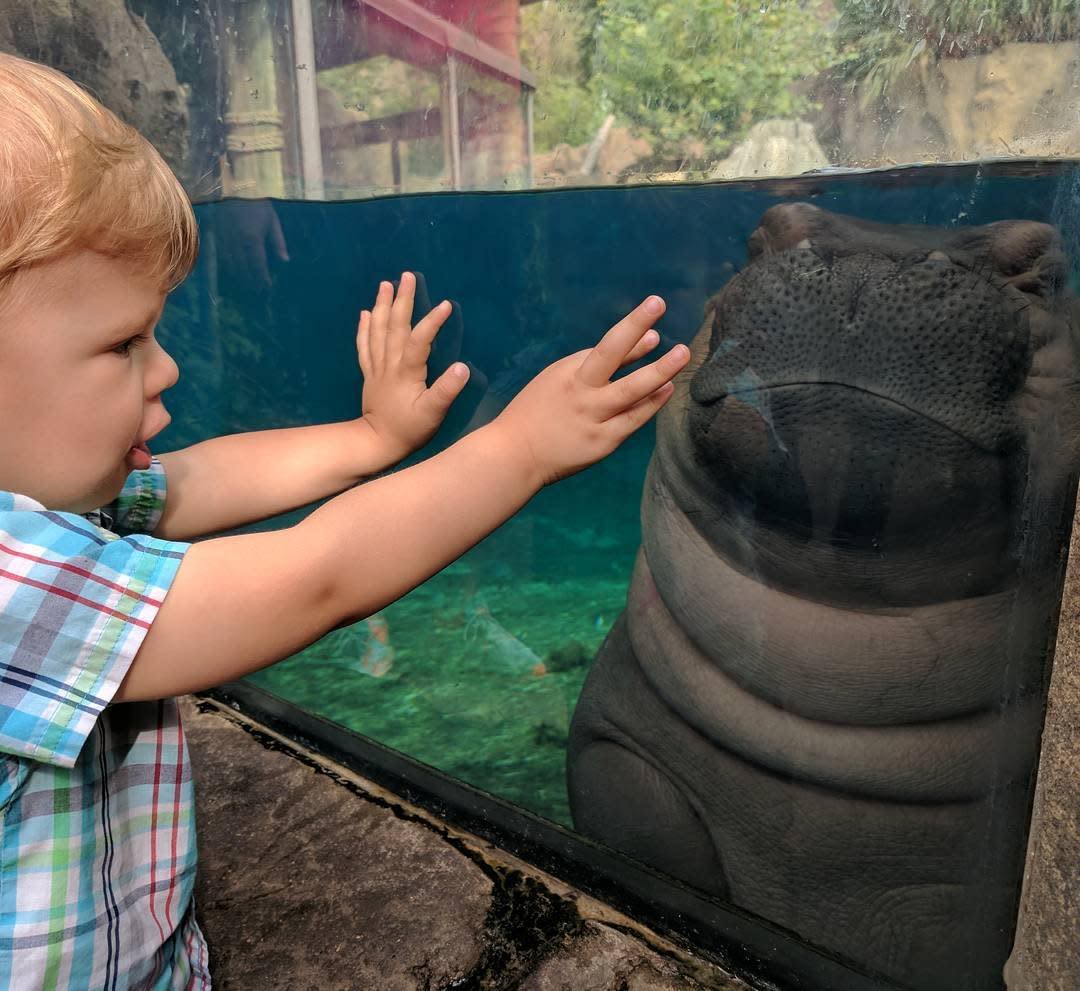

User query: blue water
[161,163,1077,443]
[157,160,1080,990]
[157,154,1080,817]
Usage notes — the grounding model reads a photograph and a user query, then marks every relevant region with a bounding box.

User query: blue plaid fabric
[0,461,209,989]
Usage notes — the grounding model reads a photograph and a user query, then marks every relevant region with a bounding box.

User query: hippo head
[684,203,1080,603]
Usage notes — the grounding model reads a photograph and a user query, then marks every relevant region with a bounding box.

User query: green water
[247,471,643,824]
[159,160,1080,831]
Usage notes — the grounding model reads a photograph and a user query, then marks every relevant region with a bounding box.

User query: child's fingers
[389,271,417,351]
[356,309,372,374]
[412,271,433,316]
[610,381,676,436]
[596,344,689,420]
[578,296,666,387]
[370,280,393,368]
[422,362,471,416]
[405,299,453,369]
[618,328,660,367]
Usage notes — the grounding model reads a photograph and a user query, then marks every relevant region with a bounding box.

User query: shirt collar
[0,490,46,513]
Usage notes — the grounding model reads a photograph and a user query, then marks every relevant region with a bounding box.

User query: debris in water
[465,595,548,677]
[356,613,394,677]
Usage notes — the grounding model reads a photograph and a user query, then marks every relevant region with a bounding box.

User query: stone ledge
[183,697,747,991]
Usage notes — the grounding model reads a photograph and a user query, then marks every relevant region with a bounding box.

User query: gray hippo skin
[567,203,1080,991]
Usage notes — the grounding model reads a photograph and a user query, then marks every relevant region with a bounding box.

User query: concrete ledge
[183,697,748,990]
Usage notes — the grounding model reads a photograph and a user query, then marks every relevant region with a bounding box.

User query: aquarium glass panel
[149,162,1080,991]
[5,3,1080,990]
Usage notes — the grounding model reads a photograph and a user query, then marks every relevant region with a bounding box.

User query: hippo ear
[747,202,822,260]
[987,220,1067,301]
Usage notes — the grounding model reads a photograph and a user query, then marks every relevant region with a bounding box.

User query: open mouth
[694,378,989,451]
[125,414,170,472]
[699,378,910,406]
[125,441,153,471]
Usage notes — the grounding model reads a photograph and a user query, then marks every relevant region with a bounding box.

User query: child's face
[0,250,179,513]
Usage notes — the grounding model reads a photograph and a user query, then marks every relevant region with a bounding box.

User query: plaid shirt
[0,461,209,990]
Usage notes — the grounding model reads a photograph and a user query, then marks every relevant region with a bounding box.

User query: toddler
[0,53,688,988]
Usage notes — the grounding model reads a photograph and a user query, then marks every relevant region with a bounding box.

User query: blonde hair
[0,53,198,296]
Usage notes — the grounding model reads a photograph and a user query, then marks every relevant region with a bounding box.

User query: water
[158,160,1080,990]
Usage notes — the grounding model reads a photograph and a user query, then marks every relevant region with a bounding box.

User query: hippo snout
[677,206,1060,571]
[688,244,1032,451]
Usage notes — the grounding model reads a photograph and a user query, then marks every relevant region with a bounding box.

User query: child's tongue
[126,442,152,471]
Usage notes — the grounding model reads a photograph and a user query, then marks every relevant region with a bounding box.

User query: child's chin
[90,463,131,508]
[68,480,125,516]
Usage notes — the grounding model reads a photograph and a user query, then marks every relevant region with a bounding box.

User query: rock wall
[0,0,189,182]
[820,41,1080,167]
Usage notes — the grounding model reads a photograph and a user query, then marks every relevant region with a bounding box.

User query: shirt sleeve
[0,463,190,767]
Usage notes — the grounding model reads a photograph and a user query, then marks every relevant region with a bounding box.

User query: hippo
[566,203,1080,991]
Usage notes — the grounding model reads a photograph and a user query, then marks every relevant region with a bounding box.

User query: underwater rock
[566,202,1080,991]
[545,641,592,673]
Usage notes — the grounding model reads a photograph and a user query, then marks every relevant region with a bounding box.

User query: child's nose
[146,341,180,396]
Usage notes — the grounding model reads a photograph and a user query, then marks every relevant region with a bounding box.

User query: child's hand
[358,272,470,462]
[491,296,689,487]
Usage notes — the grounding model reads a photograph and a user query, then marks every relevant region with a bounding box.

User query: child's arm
[115,294,687,702]
[154,273,465,540]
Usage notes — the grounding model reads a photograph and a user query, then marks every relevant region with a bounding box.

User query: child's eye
[112,334,147,356]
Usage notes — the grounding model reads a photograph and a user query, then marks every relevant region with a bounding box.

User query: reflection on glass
[455,58,529,189]
[304,0,533,197]
[25,0,1076,200]
[318,52,446,197]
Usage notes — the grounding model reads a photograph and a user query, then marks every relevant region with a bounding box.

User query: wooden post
[525,88,535,187]
[289,0,325,199]
[222,0,287,198]
[442,53,462,190]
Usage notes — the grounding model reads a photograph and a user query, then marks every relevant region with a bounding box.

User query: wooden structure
[220,0,537,199]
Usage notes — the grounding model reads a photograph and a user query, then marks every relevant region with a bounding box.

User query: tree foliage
[520,1,604,151]
[584,0,835,163]
[521,0,1079,164]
